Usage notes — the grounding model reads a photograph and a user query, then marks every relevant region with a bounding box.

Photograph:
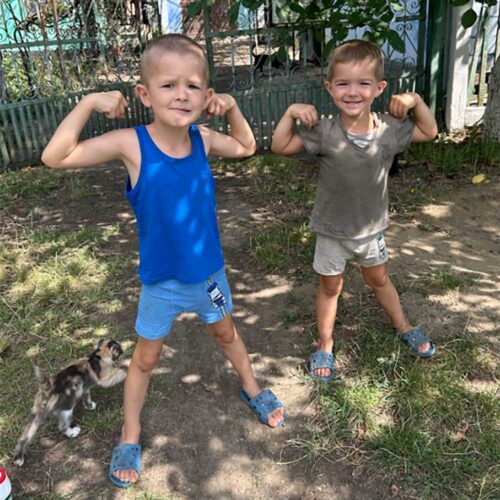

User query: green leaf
[387,29,405,53]
[382,11,394,23]
[324,39,337,61]
[289,3,305,15]
[276,46,287,63]
[391,1,404,12]
[228,1,241,25]
[186,1,202,18]
[461,8,478,28]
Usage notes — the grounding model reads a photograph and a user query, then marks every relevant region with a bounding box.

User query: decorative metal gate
[0,0,434,170]
[203,0,431,148]
[0,0,160,169]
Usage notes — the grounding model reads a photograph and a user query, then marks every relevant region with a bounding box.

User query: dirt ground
[7,160,499,499]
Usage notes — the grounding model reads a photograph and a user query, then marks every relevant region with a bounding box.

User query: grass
[406,128,500,177]
[0,131,498,498]
[0,167,133,466]
[228,140,499,498]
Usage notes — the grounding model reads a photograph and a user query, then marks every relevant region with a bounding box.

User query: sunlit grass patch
[0,169,132,467]
[306,322,500,497]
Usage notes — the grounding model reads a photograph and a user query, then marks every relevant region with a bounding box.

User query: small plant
[433,271,461,289]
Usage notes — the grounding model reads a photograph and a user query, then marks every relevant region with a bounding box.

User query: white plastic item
[0,469,12,500]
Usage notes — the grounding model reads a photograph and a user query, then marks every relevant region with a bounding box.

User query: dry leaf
[391,484,400,497]
[472,174,486,184]
[451,422,469,442]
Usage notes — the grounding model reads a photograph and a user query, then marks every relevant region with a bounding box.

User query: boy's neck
[147,121,192,157]
[340,110,374,135]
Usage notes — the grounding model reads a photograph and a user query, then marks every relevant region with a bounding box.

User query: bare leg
[361,264,430,353]
[207,316,284,427]
[112,336,165,485]
[314,274,344,378]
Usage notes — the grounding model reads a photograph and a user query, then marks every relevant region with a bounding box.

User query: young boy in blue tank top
[272,40,438,382]
[42,34,285,488]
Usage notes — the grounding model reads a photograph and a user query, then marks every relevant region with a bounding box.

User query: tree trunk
[483,55,500,141]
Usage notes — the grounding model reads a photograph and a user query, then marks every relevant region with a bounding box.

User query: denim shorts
[135,266,233,340]
[313,232,389,276]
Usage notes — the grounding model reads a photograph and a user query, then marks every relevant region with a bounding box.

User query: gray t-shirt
[299,114,414,240]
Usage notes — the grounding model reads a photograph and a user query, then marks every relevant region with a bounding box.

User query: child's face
[325,59,387,121]
[136,51,213,128]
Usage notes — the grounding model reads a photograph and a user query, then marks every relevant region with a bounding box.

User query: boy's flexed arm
[389,92,438,142]
[271,104,318,155]
[200,93,256,158]
[41,91,131,169]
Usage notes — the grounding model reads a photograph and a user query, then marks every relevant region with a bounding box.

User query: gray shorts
[313,232,389,276]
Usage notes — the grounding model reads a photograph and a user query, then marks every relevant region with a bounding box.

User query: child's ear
[204,87,215,108]
[135,84,151,108]
[324,80,333,95]
[376,80,388,96]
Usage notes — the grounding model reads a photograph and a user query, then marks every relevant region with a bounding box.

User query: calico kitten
[13,339,127,466]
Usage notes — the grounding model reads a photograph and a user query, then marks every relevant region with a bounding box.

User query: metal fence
[0,0,159,168]
[1,0,432,170]
[204,0,429,148]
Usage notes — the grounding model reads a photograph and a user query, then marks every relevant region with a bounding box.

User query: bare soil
[7,161,499,499]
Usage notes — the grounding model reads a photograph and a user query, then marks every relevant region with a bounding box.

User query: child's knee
[132,345,161,372]
[362,267,388,288]
[210,324,237,345]
[319,275,343,296]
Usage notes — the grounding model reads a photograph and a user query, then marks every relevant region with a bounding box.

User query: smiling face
[325,59,387,124]
[136,51,213,129]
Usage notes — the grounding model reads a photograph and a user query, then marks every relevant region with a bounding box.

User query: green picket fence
[1,0,433,170]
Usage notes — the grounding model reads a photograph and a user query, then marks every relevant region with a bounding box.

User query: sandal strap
[309,350,334,371]
[110,443,142,474]
[241,389,284,427]
[401,326,435,358]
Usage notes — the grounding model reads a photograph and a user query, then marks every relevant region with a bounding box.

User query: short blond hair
[326,39,384,82]
[140,34,209,85]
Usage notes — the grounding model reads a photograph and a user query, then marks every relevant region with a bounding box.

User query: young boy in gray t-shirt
[271,40,438,381]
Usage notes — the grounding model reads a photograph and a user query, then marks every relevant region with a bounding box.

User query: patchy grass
[0,167,132,465]
[0,166,64,214]
[229,144,499,499]
[407,129,500,178]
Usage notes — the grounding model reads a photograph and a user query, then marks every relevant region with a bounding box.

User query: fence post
[202,1,215,88]
[445,3,470,130]
[424,0,449,123]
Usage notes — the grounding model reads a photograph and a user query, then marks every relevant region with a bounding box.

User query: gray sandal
[401,326,436,359]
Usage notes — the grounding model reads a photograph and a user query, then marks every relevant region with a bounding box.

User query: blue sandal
[309,350,334,382]
[401,326,436,359]
[109,443,142,488]
[240,389,285,427]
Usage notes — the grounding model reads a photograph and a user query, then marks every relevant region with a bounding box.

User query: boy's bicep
[50,129,132,168]
[202,127,252,158]
[411,126,431,143]
[279,133,306,155]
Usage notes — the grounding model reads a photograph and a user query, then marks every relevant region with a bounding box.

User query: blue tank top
[126,124,224,285]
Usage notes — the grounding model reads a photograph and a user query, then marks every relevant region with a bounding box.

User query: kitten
[13,339,127,466]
